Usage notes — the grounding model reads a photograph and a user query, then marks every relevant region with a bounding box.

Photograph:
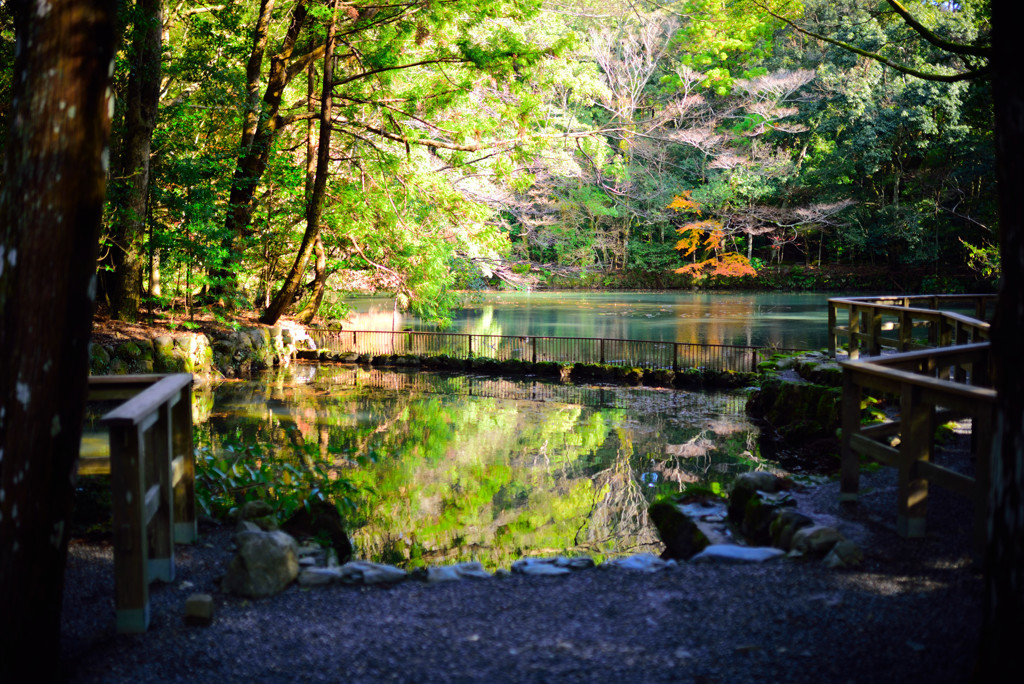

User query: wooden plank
[850,433,900,466]
[914,461,975,498]
[897,384,931,538]
[101,373,193,427]
[109,423,149,633]
[171,455,185,487]
[860,421,902,439]
[172,383,197,544]
[147,401,174,583]
[144,483,161,525]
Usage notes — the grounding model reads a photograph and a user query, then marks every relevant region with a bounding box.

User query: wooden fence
[838,333,995,553]
[308,329,797,374]
[86,373,196,633]
[828,294,995,359]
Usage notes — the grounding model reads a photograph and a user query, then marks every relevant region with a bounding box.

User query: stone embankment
[88,323,314,380]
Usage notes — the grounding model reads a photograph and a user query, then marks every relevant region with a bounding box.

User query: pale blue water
[339,291,833,350]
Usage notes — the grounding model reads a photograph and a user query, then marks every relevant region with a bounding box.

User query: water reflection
[338,291,832,349]
[198,364,776,568]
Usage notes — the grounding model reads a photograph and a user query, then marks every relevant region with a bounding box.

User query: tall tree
[105,0,163,320]
[260,0,337,325]
[0,0,118,680]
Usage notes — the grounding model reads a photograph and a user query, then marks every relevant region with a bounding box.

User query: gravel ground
[61,459,984,683]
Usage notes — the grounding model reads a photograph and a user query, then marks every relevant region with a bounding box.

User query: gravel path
[61,460,983,683]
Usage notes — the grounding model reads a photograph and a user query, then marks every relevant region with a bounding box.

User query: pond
[195,363,776,569]
[339,291,835,350]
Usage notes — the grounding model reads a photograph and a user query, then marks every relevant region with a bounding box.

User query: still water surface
[340,291,833,350]
[197,363,775,568]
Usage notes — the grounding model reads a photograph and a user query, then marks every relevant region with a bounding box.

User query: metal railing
[308,329,800,374]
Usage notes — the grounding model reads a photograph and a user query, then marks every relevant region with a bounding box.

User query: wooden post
[172,381,196,543]
[839,368,862,502]
[599,339,605,365]
[147,402,175,584]
[531,336,537,364]
[899,309,913,351]
[868,307,882,356]
[827,301,837,358]
[897,383,932,538]
[673,343,679,372]
[848,305,861,360]
[109,423,150,633]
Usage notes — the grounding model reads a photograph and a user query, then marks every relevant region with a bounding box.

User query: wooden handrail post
[108,423,150,633]
[148,402,175,584]
[897,384,931,538]
[172,381,197,543]
[868,306,882,356]
[827,301,837,358]
[848,305,861,360]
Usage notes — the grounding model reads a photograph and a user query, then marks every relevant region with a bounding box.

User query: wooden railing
[828,294,995,359]
[838,337,995,553]
[86,373,196,633]
[308,329,804,374]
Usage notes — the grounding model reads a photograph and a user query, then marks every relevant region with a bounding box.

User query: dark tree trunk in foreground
[260,0,336,325]
[0,1,117,680]
[105,0,162,320]
[979,1,1024,679]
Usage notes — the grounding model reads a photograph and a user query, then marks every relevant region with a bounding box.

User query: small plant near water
[194,428,366,524]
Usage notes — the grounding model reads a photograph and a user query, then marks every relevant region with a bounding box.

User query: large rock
[337,561,407,585]
[649,499,713,560]
[746,376,842,444]
[790,525,845,558]
[222,529,299,597]
[690,545,786,564]
[604,554,672,573]
[770,510,815,551]
[281,500,353,565]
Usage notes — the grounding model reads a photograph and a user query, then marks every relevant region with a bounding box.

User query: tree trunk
[106,0,162,320]
[0,1,117,680]
[979,1,1024,678]
[212,0,312,302]
[295,234,327,324]
[260,1,336,326]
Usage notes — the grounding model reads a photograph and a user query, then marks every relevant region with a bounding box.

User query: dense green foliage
[0,0,998,320]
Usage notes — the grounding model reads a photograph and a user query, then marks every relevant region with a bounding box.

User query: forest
[0,0,998,325]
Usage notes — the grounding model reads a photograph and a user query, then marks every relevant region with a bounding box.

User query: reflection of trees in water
[198,365,763,567]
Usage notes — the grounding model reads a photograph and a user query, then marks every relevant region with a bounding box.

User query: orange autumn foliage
[674,252,757,279]
[667,191,701,214]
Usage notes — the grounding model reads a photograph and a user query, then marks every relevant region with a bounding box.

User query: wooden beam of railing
[97,372,195,633]
[828,295,994,359]
[838,346,994,556]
